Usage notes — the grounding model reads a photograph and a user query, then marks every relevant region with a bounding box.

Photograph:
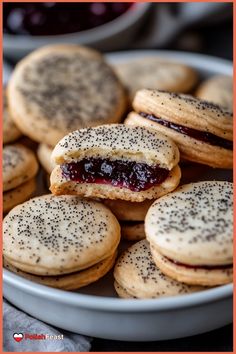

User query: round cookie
[121,222,145,241]
[4,252,116,291]
[196,75,233,111]
[114,240,202,299]
[50,124,181,202]
[8,44,127,146]
[3,195,121,275]
[3,88,22,144]
[3,178,36,214]
[113,57,198,101]
[3,144,38,192]
[128,89,233,168]
[145,181,233,286]
[37,143,55,174]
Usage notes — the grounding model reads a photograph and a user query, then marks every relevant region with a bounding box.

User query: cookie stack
[125,89,233,168]
[3,144,38,214]
[3,195,120,290]
[114,181,233,298]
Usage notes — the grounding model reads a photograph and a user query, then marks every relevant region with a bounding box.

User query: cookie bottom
[150,244,233,286]
[121,222,145,241]
[4,252,117,290]
[50,164,181,202]
[3,178,36,214]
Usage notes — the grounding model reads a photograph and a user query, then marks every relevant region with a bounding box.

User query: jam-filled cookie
[104,199,153,241]
[8,44,127,145]
[146,181,233,286]
[114,240,202,299]
[126,89,233,168]
[3,88,22,144]
[3,195,120,276]
[50,124,181,202]
[114,57,198,101]
[196,75,233,111]
[4,252,116,291]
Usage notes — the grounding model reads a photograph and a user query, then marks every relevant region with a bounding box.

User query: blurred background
[3,2,233,63]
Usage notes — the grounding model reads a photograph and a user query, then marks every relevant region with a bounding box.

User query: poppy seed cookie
[114,240,202,299]
[8,44,127,145]
[3,195,121,275]
[114,57,198,101]
[145,181,233,286]
[127,89,233,168]
[3,144,38,192]
[50,124,181,202]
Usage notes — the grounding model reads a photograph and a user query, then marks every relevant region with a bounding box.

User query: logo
[13,333,24,342]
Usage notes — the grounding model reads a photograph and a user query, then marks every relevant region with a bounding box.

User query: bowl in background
[3,3,151,61]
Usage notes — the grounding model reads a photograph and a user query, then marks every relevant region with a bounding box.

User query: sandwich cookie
[3,178,36,214]
[37,143,55,174]
[3,88,22,144]
[196,75,233,111]
[50,124,181,202]
[146,181,233,286]
[104,199,153,241]
[114,57,198,101]
[3,195,121,275]
[114,240,201,299]
[3,144,38,192]
[8,44,127,146]
[4,252,116,291]
[127,89,233,168]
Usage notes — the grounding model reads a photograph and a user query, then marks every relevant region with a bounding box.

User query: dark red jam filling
[61,158,169,192]
[167,257,232,270]
[140,112,233,151]
[3,3,133,36]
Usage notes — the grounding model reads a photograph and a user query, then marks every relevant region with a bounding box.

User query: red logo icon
[13,333,24,342]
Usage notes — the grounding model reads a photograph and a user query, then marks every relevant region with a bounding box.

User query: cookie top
[3,144,38,192]
[114,240,200,298]
[104,199,153,221]
[7,44,127,145]
[3,88,22,144]
[3,195,121,275]
[114,57,198,99]
[52,124,180,169]
[145,181,233,266]
[196,75,233,111]
[133,89,233,141]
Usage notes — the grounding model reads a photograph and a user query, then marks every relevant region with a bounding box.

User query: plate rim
[3,270,233,312]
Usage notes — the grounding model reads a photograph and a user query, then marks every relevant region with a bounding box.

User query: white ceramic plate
[3,50,233,341]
